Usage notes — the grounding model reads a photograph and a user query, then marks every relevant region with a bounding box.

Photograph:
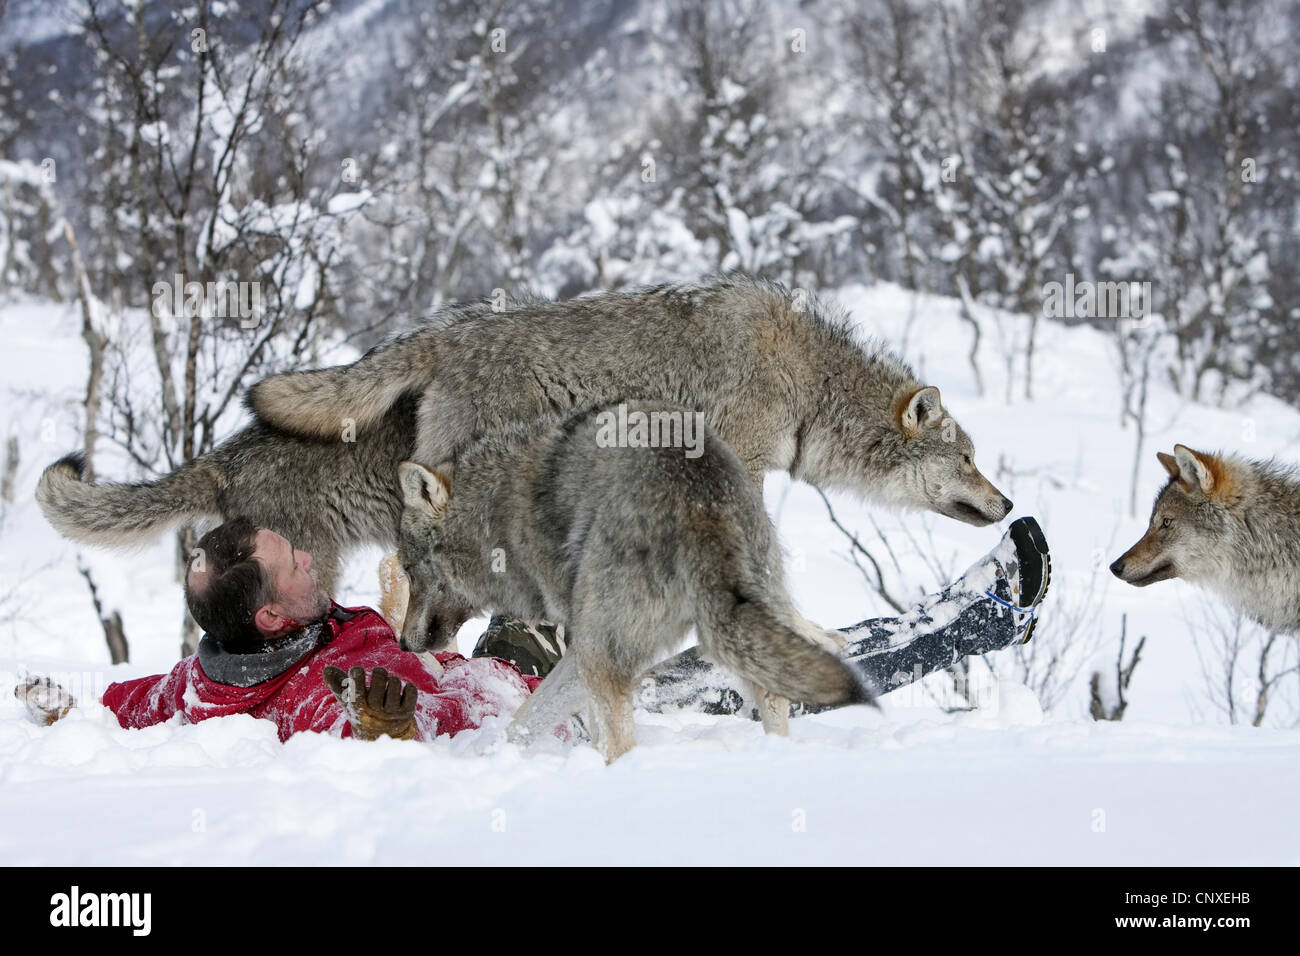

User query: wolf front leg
[377,554,410,631]
[505,652,588,746]
[577,652,639,763]
[587,684,637,764]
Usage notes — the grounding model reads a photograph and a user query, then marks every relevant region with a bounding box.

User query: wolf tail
[696,588,872,708]
[245,329,440,439]
[35,453,222,549]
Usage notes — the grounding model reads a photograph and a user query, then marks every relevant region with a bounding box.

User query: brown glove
[322,665,418,741]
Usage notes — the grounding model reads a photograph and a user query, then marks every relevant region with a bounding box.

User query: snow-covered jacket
[101,604,542,742]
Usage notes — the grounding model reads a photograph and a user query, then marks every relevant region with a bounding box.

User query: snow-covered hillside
[2,287,1298,865]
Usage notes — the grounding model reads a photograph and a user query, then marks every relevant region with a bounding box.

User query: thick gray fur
[251,275,1011,524]
[39,277,1009,600]
[35,396,418,595]
[396,400,872,762]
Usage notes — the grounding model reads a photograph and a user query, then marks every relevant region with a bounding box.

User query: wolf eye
[1160,517,1172,529]
[962,454,972,465]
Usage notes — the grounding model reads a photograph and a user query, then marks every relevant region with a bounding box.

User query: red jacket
[101,605,543,742]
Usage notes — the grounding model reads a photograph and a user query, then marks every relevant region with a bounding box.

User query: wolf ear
[398,461,453,519]
[899,386,944,436]
[1156,451,1180,480]
[1172,444,1214,494]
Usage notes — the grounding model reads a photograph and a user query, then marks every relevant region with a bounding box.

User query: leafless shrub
[1089,613,1146,721]
[1189,596,1299,727]
[77,557,129,665]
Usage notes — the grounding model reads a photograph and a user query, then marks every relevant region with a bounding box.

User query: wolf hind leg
[747,682,790,736]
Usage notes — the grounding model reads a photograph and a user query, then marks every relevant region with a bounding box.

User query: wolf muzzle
[1109,550,1177,587]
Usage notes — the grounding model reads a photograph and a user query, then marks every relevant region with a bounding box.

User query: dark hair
[184,517,275,652]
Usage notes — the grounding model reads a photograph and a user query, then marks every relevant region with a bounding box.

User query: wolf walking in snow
[39,276,1010,599]
[1111,444,1300,634]
[250,275,1012,520]
[395,399,871,761]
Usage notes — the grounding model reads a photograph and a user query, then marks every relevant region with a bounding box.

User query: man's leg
[474,517,1050,722]
[636,516,1051,720]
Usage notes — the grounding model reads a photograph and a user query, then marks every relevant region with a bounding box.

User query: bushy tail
[246,329,441,439]
[697,589,872,708]
[35,454,222,549]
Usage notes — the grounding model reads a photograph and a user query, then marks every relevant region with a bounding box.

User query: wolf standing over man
[393,399,874,760]
[28,275,1051,749]
[38,276,1017,603]
[388,394,1054,760]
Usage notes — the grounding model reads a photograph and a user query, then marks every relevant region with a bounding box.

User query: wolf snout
[399,622,429,653]
[1108,554,1175,586]
[978,494,1014,523]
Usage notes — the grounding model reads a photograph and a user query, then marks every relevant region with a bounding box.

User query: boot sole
[1007,517,1051,644]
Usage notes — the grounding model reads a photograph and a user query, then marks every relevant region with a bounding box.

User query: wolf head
[1110,445,1236,588]
[396,460,476,653]
[806,383,1012,526]
[892,386,1012,525]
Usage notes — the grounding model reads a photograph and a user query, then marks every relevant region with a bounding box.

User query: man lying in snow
[35,517,541,742]
[17,515,1051,742]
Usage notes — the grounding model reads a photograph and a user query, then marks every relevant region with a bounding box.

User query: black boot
[472,616,567,678]
[635,517,1052,718]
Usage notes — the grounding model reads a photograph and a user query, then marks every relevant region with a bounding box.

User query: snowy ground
[2,286,1298,865]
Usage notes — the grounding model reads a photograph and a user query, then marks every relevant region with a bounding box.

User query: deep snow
[1,285,1297,865]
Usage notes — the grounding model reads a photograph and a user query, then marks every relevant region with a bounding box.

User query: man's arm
[15,662,421,741]
[100,661,197,729]
[21,661,198,731]
[322,666,419,741]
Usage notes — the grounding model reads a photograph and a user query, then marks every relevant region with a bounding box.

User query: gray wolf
[1111,444,1300,633]
[39,277,1010,599]
[250,275,1012,526]
[395,399,871,762]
